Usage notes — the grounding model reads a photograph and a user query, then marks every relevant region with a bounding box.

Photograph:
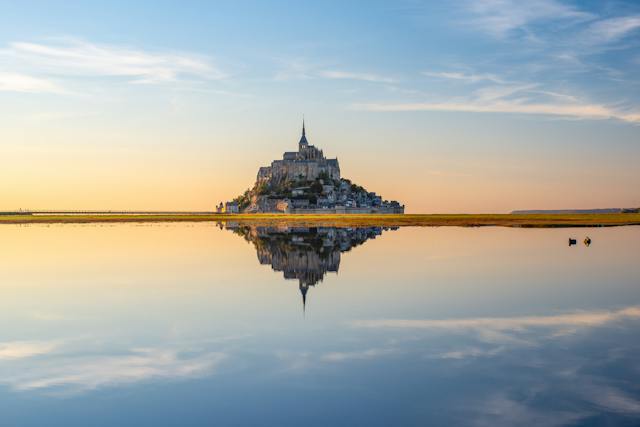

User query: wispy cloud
[2,348,225,394]
[0,71,64,93]
[274,59,394,84]
[423,71,504,84]
[320,347,396,362]
[354,75,640,123]
[352,306,640,331]
[319,70,396,83]
[1,38,225,86]
[473,83,537,101]
[273,346,397,372]
[466,353,640,425]
[351,306,640,364]
[579,383,640,414]
[465,0,594,38]
[463,0,640,60]
[432,346,504,360]
[350,304,640,425]
[419,69,611,119]
[354,99,640,123]
[0,341,58,360]
[471,393,591,427]
[584,15,640,44]
[273,58,316,81]
[446,2,640,125]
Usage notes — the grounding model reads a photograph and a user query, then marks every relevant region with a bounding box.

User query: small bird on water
[569,238,577,246]
[584,236,592,246]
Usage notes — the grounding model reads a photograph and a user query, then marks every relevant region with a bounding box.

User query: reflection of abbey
[217,121,404,214]
[223,224,397,310]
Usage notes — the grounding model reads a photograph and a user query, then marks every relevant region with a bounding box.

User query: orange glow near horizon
[2,115,638,213]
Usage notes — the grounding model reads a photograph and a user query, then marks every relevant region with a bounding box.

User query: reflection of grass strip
[1,213,640,227]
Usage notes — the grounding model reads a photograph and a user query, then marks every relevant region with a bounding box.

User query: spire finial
[302,115,305,137]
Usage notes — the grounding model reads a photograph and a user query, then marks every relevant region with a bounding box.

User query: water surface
[0,223,639,426]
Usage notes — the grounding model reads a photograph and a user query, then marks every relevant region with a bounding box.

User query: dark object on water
[569,238,577,246]
[584,237,591,246]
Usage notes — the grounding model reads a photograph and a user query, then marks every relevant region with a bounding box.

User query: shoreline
[1,213,640,227]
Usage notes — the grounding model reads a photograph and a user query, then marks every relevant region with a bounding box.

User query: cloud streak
[353,75,640,123]
[464,0,594,38]
[319,70,396,83]
[320,347,396,362]
[352,306,640,331]
[0,71,64,94]
[471,393,591,427]
[423,71,504,84]
[2,38,225,86]
[2,347,225,394]
[585,15,640,44]
[273,59,395,84]
[0,341,58,360]
[354,99,640,123]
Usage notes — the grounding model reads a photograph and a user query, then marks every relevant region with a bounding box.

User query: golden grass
[1,213,640,227]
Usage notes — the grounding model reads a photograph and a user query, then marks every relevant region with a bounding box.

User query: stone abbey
[218,121,404,214]
[256,120,341,185]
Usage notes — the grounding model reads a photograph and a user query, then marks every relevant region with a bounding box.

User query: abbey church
[257,121,341,184]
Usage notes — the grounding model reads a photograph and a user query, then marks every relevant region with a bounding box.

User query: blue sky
[0,0,639,212]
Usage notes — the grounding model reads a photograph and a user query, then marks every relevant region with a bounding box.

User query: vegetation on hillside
[231,172,377,212]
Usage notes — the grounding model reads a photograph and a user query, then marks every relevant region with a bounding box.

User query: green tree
[310,181,323,194]
[318,171,330,182]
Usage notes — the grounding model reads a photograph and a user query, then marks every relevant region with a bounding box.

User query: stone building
[256,121,340,184]
[216,201,239,213]
[224,201,239,213]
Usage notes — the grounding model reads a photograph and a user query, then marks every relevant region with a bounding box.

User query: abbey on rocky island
[217,121,404,214]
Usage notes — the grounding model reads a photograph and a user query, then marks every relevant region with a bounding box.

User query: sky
[0,0,638,213]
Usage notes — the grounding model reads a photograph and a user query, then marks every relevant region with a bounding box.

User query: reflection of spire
[300,282,308,315]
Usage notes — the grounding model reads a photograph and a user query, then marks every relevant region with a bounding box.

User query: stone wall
[269,159,340,183]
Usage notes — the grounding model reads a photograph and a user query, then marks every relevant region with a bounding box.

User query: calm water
[1,223,639,426]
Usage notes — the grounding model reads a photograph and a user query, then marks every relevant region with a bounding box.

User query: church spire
[299,116,309,148]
